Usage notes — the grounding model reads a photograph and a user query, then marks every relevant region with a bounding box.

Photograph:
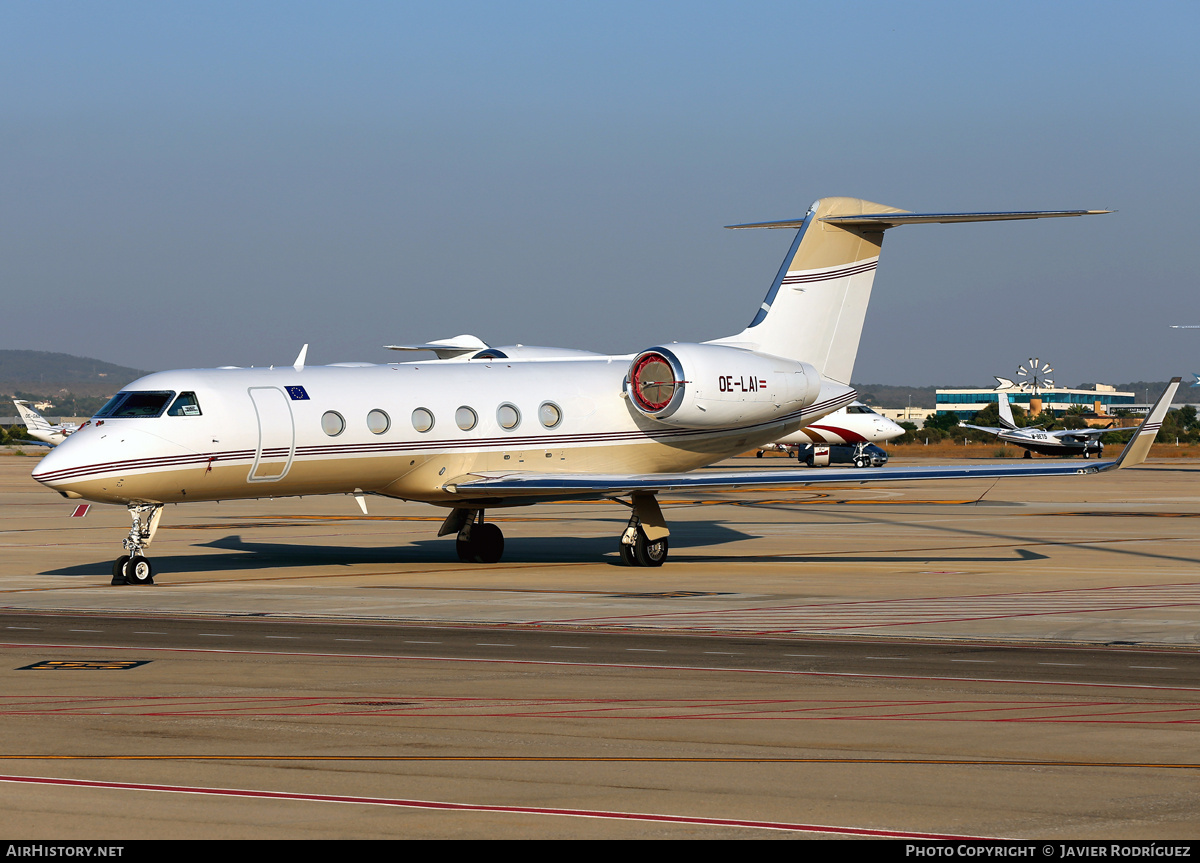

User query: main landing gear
[112,503,163,586]
[439,493,672,567]
[617,493,669,567]
[441,509,505,563]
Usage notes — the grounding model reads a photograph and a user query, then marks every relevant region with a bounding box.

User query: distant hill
[0,350,149,400]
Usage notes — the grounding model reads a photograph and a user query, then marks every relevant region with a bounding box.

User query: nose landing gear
[112,503,162,585]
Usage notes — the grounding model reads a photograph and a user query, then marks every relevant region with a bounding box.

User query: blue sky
[2,2,1197,385]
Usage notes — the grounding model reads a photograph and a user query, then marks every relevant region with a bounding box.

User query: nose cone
[876,416,906,442]
[31,424,195,504]
[30,432,89,495]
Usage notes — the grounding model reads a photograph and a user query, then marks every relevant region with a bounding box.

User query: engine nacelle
[623,343,821,428]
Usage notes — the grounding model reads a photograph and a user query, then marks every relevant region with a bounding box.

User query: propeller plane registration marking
[30,195,1175,586]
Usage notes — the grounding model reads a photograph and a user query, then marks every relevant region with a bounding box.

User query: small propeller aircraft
[30,195,1175,586]
[12,400,78,447]
[959,389,1146,459]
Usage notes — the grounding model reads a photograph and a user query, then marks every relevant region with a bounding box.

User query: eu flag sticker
[286,386,310,400]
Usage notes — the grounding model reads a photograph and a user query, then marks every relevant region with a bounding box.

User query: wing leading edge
[444,379,1180,501]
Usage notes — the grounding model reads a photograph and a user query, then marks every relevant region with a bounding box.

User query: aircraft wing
[1050,426,1134,440]
[959,422,1005,435]
[445,459,1116,501]
[445,378,1180,502]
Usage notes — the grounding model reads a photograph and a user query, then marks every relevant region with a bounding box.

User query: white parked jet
[34,196,1172,586]
[756,402,905,466]
[959,390,1142,459]
[12,400,78,447]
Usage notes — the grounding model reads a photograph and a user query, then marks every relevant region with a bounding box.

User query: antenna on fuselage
[293,344,309,372]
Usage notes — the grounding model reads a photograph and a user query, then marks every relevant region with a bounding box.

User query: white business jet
[12,400,79,447]
[959,390,1142,459]
[756,402,905,466]
[33,196,1173,587]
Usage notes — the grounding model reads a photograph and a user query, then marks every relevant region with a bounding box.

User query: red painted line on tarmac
[0,773,991,838]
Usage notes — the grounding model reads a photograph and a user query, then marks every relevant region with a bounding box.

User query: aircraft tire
[457,523,505,564]
[756,451,764,458]
[111,556,130,586]
[633,531,668,567]
[618,541,637,566]
[124,556,154,586]
[1023,450,1033,459]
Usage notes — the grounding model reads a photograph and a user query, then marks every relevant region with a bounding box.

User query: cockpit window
[94,391,176,419]
[168,392,202,417]
[846,405,877,415]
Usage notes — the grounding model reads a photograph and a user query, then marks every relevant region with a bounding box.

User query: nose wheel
[111,504,162,585]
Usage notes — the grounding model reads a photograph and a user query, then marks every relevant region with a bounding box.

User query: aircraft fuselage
[33,358,855,507]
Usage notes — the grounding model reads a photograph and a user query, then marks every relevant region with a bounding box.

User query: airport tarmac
[1,454,1199,839]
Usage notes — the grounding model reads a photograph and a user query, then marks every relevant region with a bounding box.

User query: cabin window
[538,401,562,428]
[321,411,346,436]
[168,392,202,417]
[497,403,521,430]
[94,391,176,419]
[412,408,435,432]
[455,406,478,431]
[366,409,390,434]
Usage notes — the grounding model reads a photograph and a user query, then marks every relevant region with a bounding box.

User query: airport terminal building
[934,384,1136,417]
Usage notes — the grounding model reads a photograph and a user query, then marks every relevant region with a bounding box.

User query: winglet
[293,344,309,372]
[1112,377,1181,469]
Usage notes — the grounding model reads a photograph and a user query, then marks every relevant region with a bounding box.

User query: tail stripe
[781,261,878,285]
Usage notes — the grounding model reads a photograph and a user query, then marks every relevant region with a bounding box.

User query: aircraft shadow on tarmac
[39,519,1053,577]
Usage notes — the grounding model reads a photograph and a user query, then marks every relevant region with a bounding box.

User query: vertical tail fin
[13,400,54,432]
[997,392,1017,429]
[711,197,898,384]
[712,199,1109,384]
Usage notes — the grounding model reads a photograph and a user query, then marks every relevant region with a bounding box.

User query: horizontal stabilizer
[726,209,1110,231]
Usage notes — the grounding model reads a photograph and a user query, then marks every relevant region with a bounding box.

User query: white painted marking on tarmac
[1129,665,1175,670]
[6,627,40,630]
